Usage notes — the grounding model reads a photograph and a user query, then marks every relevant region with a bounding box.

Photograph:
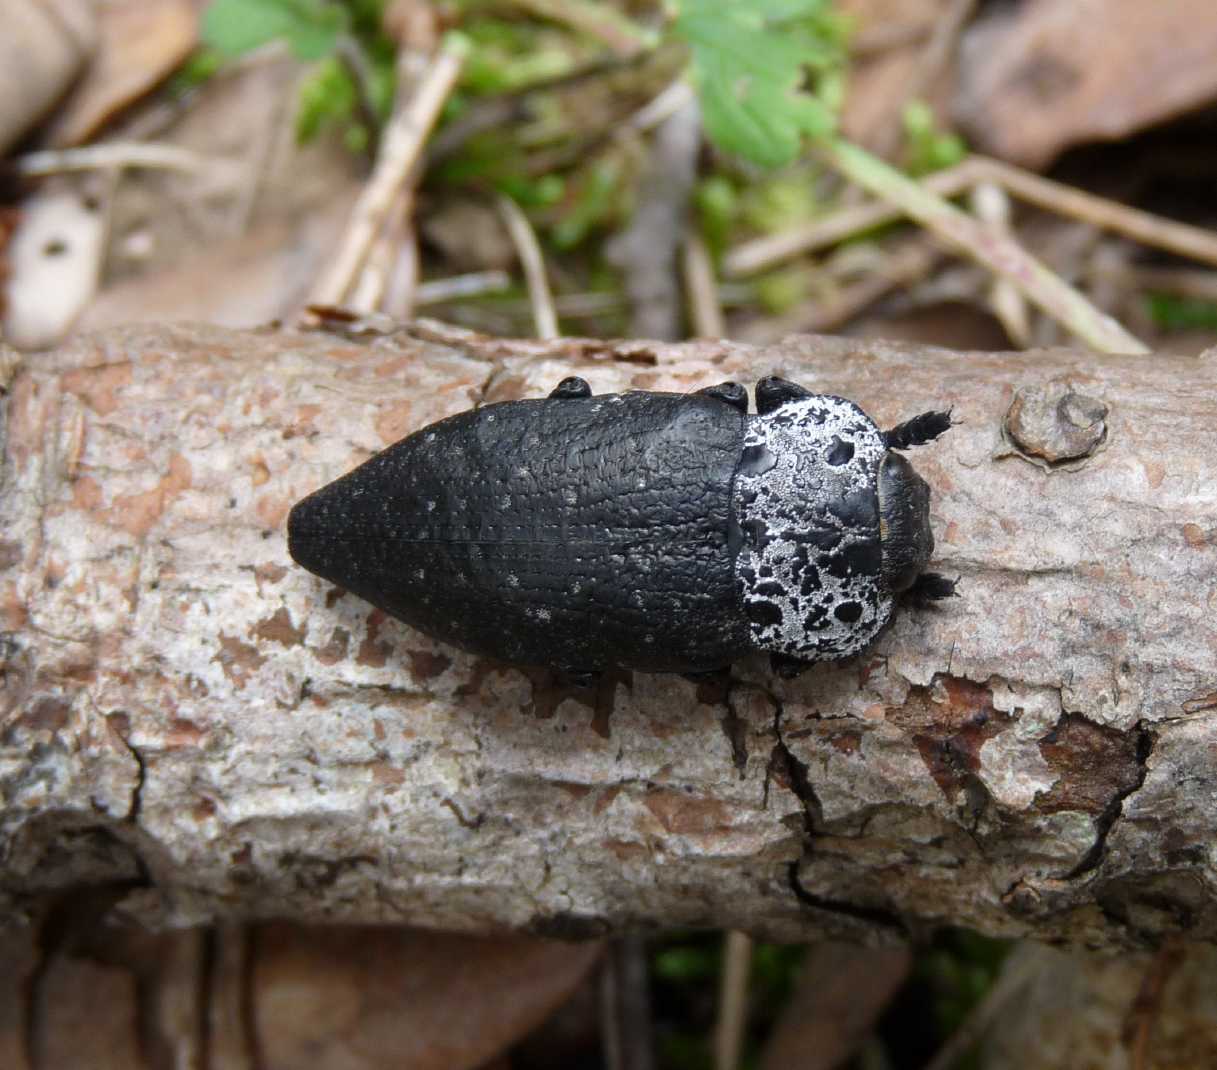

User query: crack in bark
[691,671,749,779]
[769,695,907,934]
[1064,720,1156,881]
[784,862,909,934]
[109,723,147,823]
[720,696,748,780]
[770,698,824,830]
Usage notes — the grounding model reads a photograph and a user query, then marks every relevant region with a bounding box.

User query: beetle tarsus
[697,381,748,412]
[755,376,812,414]
[905,572,959,608]
[883,410,953,450]
[550,376,592,400]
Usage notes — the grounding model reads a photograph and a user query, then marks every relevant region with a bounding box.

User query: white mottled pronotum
[733,396,894,660]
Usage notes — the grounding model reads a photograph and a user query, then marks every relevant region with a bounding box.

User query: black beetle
[288,376,954,678]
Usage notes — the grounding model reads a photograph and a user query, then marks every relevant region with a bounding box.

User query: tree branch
[1,321,1215,948]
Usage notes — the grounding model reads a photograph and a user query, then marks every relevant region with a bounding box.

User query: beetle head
[877,452,934,593]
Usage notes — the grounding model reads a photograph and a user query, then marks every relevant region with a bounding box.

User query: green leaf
[294,56,357,143]
[695,175,737,255]
[1147,293,1217,331]
[202,0,347,61]
[755,265,812,313]
[653,944,718,983]
[673,0,847,168]
[745,0,835,18]
[167,48,223,96]
[901,100,967,175]
[551,159,623,249]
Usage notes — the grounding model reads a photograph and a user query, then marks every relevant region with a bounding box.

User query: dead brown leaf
[80,188,360,331]
[0,0,96,155]
[45,0,199,148]
[956,0,1217,168]
[838,0,956,145]
[760,942,911,1070]
[253,925,603,1070]
[37,954,145,1069]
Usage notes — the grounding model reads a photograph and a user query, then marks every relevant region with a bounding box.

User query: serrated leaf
[674,0,845,168]
[203,0,347,61]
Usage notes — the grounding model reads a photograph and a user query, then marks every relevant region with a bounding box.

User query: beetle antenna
[884,409,953,450]
[904,572,959,608]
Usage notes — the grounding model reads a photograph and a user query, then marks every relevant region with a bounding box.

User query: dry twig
[714,931,752,1070]
[1119,265,1217,301]
[497,194,560,339]
[312,35,466,307]
[682,234,725,338]
[13,142,235,178]
[414,271,513,305]
[347,191,414,315]
[509,0,652,55]
[626,80,697,136]
[777,141,1155,351]
[725,155,1217,278]
[601,937,655,1070]
[381,224,420,319]
[608,96,703,340]
[7,326,1217,947]
[736,237,941,344]
[970,181,1030,346]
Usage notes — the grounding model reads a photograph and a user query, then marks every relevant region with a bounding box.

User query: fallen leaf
[46,0,199,147]
[956,0,1217,167]
[253,925,603,1070]
[761,942,911,1070]
[0,0,95,155]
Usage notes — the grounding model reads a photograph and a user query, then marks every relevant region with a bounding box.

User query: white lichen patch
[977,731,1058,810]
[978,682,1064,809]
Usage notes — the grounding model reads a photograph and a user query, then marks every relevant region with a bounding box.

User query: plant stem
[510,0,655,55]
[817,138,1151,354]
[312,33,466,307]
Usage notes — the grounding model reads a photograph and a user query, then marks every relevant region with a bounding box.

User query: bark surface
[1,320,1215,948]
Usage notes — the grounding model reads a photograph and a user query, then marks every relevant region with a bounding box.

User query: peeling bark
[1,321,1215,948]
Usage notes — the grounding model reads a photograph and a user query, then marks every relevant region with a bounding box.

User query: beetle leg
[883,409,953,450]
[696,381,748,412]
[755,376,812,414]
[905,572,959,608]
[549,376,592,400]
[769,652,813,679]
